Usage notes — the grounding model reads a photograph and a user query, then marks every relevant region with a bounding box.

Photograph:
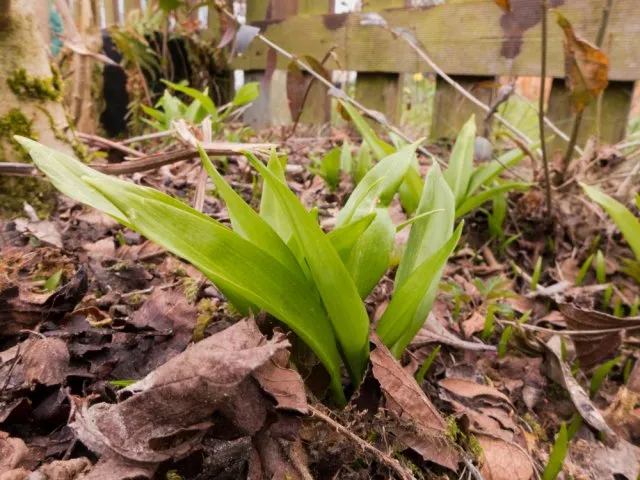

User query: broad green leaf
[197,145,304,279]
[466,142,535,196]
[44,270,63,292]
[455,182,531,218]
[377,222,463,351]
[327,212,376,263]
[396,165,454,288]
[183,99,205,123]
[163,80,217,119]
[140,104,165,123]
[542,423,568,480]
[316,147,341,190]
[444,116,476,206]
[259,151,293,243]
[338,100,395,161]
[15,137,131,226]
[354,144,372,184]
[340,140,353,174]
[82,174,346,402]
[346,208,395,298]
[399,163,423,215]
[234,82,260,106]
[161,90,184,125]
[590,356,621,398]
[336,141,420,227]
[582,183,640,260]
[244,151,370,385]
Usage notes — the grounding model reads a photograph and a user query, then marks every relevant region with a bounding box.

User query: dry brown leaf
[568,436,640,480]
[0,432,28,474]
[555,11,609,112]
[253,350,308,415]
[411,312,496,352]
[71,319,291,464]
[462,311,486,338]
[477,434,533,480]
[545,336,613,435]
[22,337,69,386]
[370,334,460,471]
[559,303,640,366]
[439,378,513,408]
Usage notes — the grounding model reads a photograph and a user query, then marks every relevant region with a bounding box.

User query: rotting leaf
[555,11,609,112]
[252,349,308,415]
[370,334,460,470]
[477,434,534,480]
[439,378,514,409]
[22,337,69,386]
[0,431,28,474]
[559,303,640,366]
[411,312,497,352]
[544,336,613,435]
[71,319,293,464]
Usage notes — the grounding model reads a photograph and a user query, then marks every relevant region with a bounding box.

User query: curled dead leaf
[370,334,460,471]
[22,337,69,386]
[477,434,533,480]
[0,432,28,474]
[559,303,640,366]
[555,11,609,112]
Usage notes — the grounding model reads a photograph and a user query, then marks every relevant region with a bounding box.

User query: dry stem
[538,0,552,219]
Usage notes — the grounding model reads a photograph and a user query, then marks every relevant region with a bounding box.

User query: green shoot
[542,423,568,480]
[623,359,634,384]
[415,345,441,383]
[481,303,497,340]
[589,356,621,398]
[44,270,63,292]
[531,256,543,290]
[497,326,512,358]
[566,413,583,441]
[602,284,613,310]
[574,253,594,286]
[595,249,606,284]
[613,297,623,317]
[630,296,640,316]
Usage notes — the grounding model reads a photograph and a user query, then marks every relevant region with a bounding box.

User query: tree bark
[0,0,78,217]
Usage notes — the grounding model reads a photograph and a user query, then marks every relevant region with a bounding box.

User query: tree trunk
[0,0,79,218]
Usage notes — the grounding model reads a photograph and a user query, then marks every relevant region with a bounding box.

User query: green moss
[183,277,201,304]
[467,434,483,458]
[165,471,183,480]
[8,68,62,102]
[192,313,213,342]
[523,412,547,441]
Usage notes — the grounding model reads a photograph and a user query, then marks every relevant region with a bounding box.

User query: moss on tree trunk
[0,0,83,218]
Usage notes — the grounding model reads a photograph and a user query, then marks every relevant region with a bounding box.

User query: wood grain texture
[232,0,640,81]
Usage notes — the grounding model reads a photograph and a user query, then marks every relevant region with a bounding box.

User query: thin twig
[77,132,145,158]
[539,0,553,219]
[215,6,444,167]
[497,319,640,336]
[560,0,614,180]
[309,405,415,480]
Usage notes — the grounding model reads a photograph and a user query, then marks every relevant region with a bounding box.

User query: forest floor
[0,124,639,480]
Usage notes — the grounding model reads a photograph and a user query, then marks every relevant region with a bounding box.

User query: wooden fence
[95,0,639,148]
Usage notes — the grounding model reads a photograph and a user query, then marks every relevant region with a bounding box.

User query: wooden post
[123,0,140,22]
[546,79,634,153]
[102,0,119,25]
[430,76,495,141]
[355,0,402,127]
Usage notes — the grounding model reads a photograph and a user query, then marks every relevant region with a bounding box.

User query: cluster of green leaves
[142,81,259,132]
[310,140,373,191]
[337,101,531,220]
[18,136,461,403]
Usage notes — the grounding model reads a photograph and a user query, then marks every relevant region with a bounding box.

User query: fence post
[294,0,334,125]
[546,79,634,153]
[355,0,403,128]
[122,0,140,22]
[103,0,119,25]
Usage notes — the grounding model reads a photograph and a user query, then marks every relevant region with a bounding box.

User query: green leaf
[590,356,621,398]
[259,151,293,243]
[159,0,182,12]
[498,325,513,358]
[399,163,423,216]
[317,147,341,190]
[197,145,304,279]
[233,82,260,107]
[44,270,63,292]
[244,151,370,385]
[83,173,346,402]
[340,140,353,174]
[346,208,395,298]
[377,222,463,352]
[466,142,535,196]
[455,182,531,218]
[336,141,420,227]
[354,144,372,184]
[542,423,568,480]
[338,100,395,160]
[327,212,376,263]
[163,80,218,120]
[415,345,441,383]
[582,183,640,260]
[443,116,476,206]
[15,137,131,226]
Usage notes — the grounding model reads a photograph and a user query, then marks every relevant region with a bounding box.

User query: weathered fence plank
[355,0,402,126]
[232,0,639,81]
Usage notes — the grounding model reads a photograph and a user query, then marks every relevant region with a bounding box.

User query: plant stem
[539,0,552,219]
[559,0,614,180]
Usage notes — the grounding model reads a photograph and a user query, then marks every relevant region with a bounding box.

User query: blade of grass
[455,182,531,218]
[443,116,476,206]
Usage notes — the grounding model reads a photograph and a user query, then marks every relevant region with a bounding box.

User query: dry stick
[559,0,614,180]
[308,405,415,480]
[539,0,553,218]
[215,6,447,167]
[497,319,640,336]
[76,132,145,158]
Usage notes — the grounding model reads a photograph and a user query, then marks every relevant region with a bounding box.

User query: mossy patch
[7,68,63,102]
